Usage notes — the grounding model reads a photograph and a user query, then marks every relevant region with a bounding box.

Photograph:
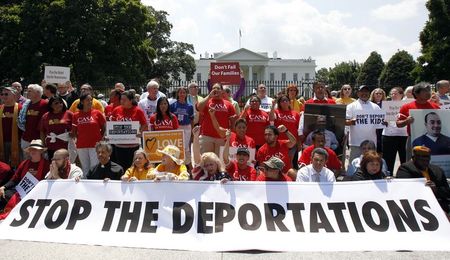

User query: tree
[327,61,361,90]
[379,50,416,93]
[357,51,384,89]
[315,67,329,83]
[0,0,195,87]
[413,0,450,82]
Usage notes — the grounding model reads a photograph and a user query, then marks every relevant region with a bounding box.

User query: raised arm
[222,129,232,165]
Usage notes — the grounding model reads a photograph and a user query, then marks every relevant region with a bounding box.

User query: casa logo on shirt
[234,172,249,181]
[26,110,40,116]
[49,119,66,125]
[277,113,296,121]
[249,114,268,122]
[116,116,133,121]
[231,142,248,148]
[264,152,285,161]
[208,103,227,112]
[155,119,173,127]
[77,116,94,124]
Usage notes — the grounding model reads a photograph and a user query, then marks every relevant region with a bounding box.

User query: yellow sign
[142,130,185,163]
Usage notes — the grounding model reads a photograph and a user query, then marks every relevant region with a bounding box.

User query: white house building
[192,48,316,82]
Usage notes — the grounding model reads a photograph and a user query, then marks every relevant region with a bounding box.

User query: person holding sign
[346,85,382,162]
[121,149,151,181]
[192,126,231,181]
[45,149,82,180]
[302,81,336,111]
[148,145,189,181]
[39,96,73,160]
[0,140,49,215]
[72,93,107,176]
[110,90,148,170]
[397,82,440,160]
[149,97,179,131]
[396,146,450,213]
[197,83,236,155]
[222,129,257,181]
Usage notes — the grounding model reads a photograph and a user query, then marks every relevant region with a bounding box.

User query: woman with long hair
[240,95,270,150]
[72,93,106,176]
[110,90,148,170]
[335,84,355,105]
[40,96,73,160]
[121,149,151,181]
[370,88,387,153]
[285,84,303,112]
[105,89,123,121]
[149,97,179,131]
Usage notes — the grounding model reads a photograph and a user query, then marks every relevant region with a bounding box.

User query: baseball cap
[236,147,250,156]
[262,157,285,170]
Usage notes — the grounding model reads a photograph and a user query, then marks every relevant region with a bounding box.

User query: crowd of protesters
[0,79,449,218]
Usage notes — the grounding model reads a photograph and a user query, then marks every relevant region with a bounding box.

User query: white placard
[106,121,140,144]
[0,180,449,252]
[15,172,39,199]
[354,110,386,129]
[382,100,408,122]
[44,66,70,84]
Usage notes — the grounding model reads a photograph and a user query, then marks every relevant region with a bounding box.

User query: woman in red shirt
[271,94,300,169]
[110,90,148,170]
[149,97,179,131]
[72,93,106,176]
[240,96,270,150]
[230,118,256,149]
[39,96,73,160]
[105,89,123,121]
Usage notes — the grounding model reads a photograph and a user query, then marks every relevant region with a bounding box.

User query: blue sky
[143,0,428,69]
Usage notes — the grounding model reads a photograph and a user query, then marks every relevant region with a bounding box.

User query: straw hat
[24,139,47,153]
[157,145,183,165]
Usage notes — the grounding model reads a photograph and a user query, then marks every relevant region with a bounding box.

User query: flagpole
[239,29,241,48]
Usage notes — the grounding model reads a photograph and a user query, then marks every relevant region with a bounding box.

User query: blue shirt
[170,101,194,126]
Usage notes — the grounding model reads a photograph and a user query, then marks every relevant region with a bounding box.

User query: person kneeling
[121,149,151,182]
[46,149,83,181]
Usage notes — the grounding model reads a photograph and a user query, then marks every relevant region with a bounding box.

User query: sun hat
[157,145,184,165]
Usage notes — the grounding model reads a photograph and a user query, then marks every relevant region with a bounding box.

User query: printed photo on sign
[410,109,450,177]
[303,104,346,156]
[142,130,185,163]
[106,121,140,144]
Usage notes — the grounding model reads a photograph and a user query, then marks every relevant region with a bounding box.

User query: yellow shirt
[335,97,356,105]
[69,98,105,113]
[150,164,189,180]
[290,99,303,112]
[124,166,150,180]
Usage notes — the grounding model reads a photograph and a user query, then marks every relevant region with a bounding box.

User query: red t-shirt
[199,99,236,138]
[229,132,256,148]
[298,145,342,171]
[256,140,291,173]
[301,98,336,112]
[39,111,73,151]
[226,161,257,181]
[1,104,22,142]
[398,101,440,135]
[242,109,270,146]
[149,113,179,131]
[73,109,106,148]
[11,159,50,184]
[111,106,147,126]
[105,104,118,121]
[255,173,292,182]
[23,99,49,142]
[274,109,300,141]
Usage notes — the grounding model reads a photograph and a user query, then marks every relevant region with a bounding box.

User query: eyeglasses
[0,93,10,96]
[343,88,351,91]
[374,92,383,95]
[280,99,290,103]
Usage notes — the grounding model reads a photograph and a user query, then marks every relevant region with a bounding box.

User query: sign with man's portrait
[410,109,450,177]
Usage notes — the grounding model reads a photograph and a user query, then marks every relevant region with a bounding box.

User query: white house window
[305,73,310,80]
[196,73,201,82]
[293,73,298,81]
[270,73,275,81]
[252,73,257,81]
[281,73,286,81]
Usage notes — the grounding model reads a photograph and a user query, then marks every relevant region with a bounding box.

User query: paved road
[0,240,449,259]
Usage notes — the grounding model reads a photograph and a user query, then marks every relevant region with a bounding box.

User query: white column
[248,66,253,81]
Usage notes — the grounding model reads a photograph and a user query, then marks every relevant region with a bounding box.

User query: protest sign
[382,100,408,122]
[410,109,450,177]
[44,66,70,84]
[106,121,140,144]
[142,130,185,163]
[354,110,386,129]
[0,180,449,252]
[15,172,39,199]
[210,62,241,85]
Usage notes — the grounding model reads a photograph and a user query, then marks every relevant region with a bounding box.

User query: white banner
[0,180,449,252]
[44,66,70,84]
[106,121,140,144]
[382,100,408,122]
[354,110,386,129]
[15,172,39,199]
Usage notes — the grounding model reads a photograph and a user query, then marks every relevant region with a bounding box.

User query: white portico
[193,48,316,82]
